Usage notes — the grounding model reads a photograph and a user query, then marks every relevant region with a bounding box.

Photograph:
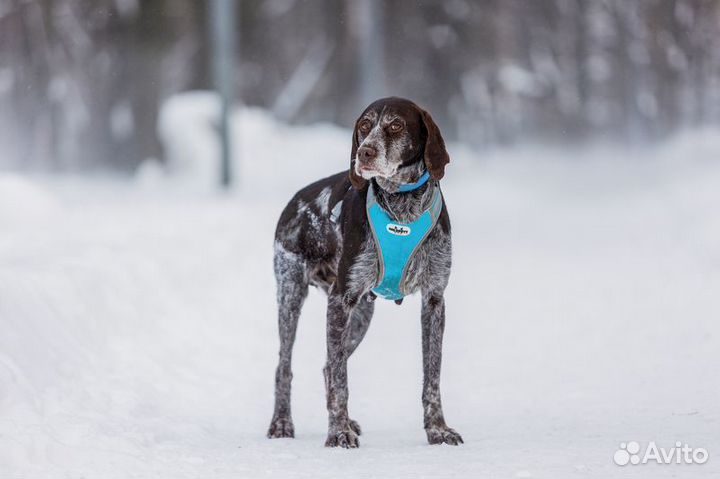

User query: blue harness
[366,173,443,301]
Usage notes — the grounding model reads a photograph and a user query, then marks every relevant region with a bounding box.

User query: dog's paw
[426,426,463,445]
[324,428,360,448]
[348,418,362,436]
[267,416,294,439]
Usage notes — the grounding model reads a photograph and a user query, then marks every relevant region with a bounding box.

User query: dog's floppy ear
[420,108,450,181]
[349,118,367,190]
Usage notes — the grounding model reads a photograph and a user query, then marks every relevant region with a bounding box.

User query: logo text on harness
[386,223,411,236]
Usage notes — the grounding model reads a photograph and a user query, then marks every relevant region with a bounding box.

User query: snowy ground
[1,96,720,477]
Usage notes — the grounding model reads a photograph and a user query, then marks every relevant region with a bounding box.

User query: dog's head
[349,97,449,190]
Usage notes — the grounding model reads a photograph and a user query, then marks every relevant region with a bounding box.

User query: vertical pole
[358,0,385,108]
[210,0,236,188]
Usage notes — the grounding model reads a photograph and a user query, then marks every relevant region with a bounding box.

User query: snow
[1,93,719,477]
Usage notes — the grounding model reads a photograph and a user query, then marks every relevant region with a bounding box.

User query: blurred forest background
[1,0,719,173]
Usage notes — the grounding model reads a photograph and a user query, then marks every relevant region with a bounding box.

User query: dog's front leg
[324,292,359,448]
[421,290,463,445]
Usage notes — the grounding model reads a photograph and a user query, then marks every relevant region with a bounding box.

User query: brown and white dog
[267,97,462,448]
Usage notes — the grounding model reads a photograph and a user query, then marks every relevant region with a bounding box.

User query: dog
[267,97,462,448]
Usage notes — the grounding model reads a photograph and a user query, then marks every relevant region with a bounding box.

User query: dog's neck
[375,161,426,193]
[373,163,436,224]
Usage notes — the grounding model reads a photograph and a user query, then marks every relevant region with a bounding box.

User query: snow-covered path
[1,125,720,477]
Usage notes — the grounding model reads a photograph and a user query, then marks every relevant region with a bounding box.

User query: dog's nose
[357,146,377,162]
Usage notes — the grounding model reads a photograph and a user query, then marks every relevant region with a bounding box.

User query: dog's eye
[389,122,403,132]
[359,120,372,133]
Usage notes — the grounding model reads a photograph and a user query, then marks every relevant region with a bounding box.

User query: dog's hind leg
[323,297,374,437]
[267,245,309,439]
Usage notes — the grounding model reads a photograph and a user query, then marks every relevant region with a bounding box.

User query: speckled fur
[267,97,461,448]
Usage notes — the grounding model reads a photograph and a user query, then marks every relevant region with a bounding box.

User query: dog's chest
[349,225,451,298]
